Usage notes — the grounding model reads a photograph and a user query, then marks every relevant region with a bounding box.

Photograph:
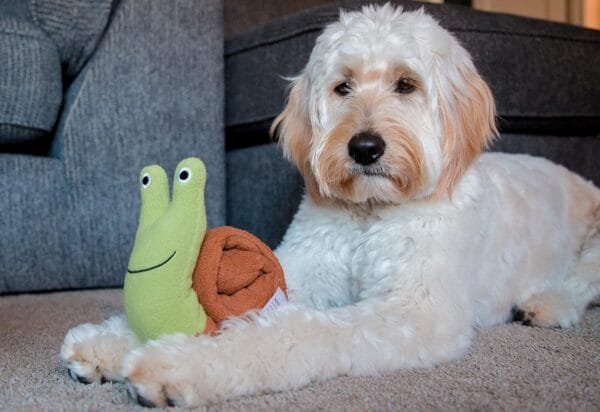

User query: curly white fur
[61,4,600,407]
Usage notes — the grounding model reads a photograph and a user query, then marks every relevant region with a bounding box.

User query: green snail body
[123,158,208,342]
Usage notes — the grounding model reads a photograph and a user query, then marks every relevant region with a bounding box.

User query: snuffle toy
[123,158,287,342]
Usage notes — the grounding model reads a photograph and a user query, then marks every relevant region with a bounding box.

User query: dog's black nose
[348,131,386,166]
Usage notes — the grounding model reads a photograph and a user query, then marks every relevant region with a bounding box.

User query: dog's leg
[513,290,585,328]
[573,206,600,302]
[61,314,139,384]
[122,297,473,407]
[514,207,600,328]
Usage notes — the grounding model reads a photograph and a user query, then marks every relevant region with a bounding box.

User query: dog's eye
[334,81,352,96]
[395,78,416,94]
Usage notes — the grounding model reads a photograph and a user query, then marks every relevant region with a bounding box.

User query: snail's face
[126,158,207,279]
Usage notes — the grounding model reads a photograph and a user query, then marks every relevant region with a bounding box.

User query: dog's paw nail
[126,379,160,408]
[69,368,92,385]
[136,392,157,408]
[125,379,136,398]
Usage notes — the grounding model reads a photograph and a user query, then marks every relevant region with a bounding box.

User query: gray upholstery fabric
[0,0,115,147]
[227,144,303,248]
[0,0,62,144]
[29,0,115,77]
[224,0,333,38]
[0,125,46,146]
[225,0,600,134]
[489,134,600,184]
[0,0,225,294]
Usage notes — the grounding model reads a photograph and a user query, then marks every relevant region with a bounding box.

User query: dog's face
[272,5,497,205]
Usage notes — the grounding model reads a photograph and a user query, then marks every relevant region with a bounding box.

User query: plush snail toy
[123,158,287,342]
[124,158,209,341]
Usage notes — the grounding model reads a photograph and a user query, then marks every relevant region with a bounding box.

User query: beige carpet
[1,289,598,411]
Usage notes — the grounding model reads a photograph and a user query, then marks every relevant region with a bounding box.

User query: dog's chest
[344,213,419,301]
[279,200,436,308]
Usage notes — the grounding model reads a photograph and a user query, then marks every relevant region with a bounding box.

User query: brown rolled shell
[192,226,287,334]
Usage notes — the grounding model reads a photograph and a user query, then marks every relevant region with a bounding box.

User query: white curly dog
[61,4,600,407]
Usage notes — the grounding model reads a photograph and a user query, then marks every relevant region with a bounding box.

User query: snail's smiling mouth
[127,251,176,274]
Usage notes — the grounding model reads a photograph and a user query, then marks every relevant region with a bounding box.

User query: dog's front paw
[513,291,582,328]
[122,334,219,408]
[61,323,111,384]
[61,316,138,384]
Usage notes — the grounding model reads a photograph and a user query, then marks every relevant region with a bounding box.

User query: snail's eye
[141,173,151,188]
[178,167,192,183]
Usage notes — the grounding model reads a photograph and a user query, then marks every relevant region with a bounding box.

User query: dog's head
[272,4,497,205]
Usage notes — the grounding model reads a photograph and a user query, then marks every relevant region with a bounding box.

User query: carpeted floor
[1,289,599,411]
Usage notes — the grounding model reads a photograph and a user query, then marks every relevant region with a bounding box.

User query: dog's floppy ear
[434,61,497,197]
[271,74,327,203]
[270,74,313,169]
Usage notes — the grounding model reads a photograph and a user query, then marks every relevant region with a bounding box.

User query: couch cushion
[225,0,600,149]
[29,0,114,78]
[227,143,303,249]
[0,3,62,146]
[224,0,333,38]
[489,134,600,185]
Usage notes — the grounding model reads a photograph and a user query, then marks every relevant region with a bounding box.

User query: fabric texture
[225,0,600,135]
[29,0,115,77]
[0,0,62,145]
[193,226,286,329]
[0,125,46,147]
[224,0,333,38]
[489,133,600,184]
[0,0,225,294]
[227,144,304,249]
[1,289,599,410]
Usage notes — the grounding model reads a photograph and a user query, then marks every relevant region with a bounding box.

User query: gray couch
[0,0,225,294]
[1,0,599,410]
